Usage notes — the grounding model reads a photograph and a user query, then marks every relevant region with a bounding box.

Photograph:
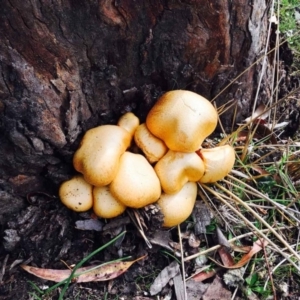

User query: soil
[0,192,164,299]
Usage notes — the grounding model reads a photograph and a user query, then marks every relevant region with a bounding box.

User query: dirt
[0,193,170,299]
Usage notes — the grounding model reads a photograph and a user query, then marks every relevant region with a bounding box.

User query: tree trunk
[0,0,271,221]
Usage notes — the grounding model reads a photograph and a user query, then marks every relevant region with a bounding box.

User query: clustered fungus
[59,90,235,227]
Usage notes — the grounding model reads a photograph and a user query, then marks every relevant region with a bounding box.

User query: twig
[126,209,152,248]
[261,238,277,300]
[177,225,187,300]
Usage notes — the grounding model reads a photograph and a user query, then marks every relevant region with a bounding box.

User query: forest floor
[1,38,300,300]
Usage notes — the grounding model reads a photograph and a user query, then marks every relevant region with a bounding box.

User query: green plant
[245,273,272,298]
[278,0,300,72]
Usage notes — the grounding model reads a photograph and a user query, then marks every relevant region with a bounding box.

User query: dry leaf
[75,219,103,231]
[202,276,232,300]
[21,256,146,282]
[250,164,270,176]
[173,272,185,300]
[209,239,268,269]
[218,246,234,267]
[216,227,231,249]
[149,261,180,295]
[244,104,270,124]
[186,279,209,300]
[192,269,216,282]
[237,123,277,144]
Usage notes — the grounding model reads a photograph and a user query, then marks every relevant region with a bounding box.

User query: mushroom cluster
[59,90,235,227]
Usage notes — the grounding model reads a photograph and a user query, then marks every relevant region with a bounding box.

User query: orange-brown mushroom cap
[59,175,93,212]
[93,186,126,218]
[154,150,205,194]
[157,182,197,227]
[198,145,235,183]
[146,90,218,152]
[117,112,140,137]
[134,123,168,163]
[73,125,132,187]
[110,152,161,208]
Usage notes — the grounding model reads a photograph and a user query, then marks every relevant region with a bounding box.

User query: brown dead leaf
[250,164,270,176]
[149,261,180,295]
[209,239,268,269]
[244,104,270,124]
[218,246,234,267]
[192,269,217,282]
[21,256,146,282]
[237,123,277,144]
[202,276,232,300]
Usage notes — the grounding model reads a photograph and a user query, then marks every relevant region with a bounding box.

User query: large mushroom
[146,90,218,152]
[73,113,139,187]
[59,175,93,212]
[154,150,205,194]
[197,145,235,183]
[110,152,161,208]
[93,186,126,218]
[157,182,197,227]
[134,123,168,163]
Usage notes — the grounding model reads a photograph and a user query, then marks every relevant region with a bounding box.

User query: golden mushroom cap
[157,182,197,227]
[198,145,235,183]
[110,152,161,208]
[146,90,218,152]
[59,175,93,212]
[93,186,126,218]
[134,123,168,163]
[117,112,140,137]
[154,150,205,194]
[73,125,131,187]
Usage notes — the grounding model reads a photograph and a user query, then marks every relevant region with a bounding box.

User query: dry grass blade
[201,182,300,272]
[184,226,295,262]
[126,209,152,248]
[224,175,300,224]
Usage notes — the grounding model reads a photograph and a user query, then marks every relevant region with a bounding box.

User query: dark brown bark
[0,0,271,221]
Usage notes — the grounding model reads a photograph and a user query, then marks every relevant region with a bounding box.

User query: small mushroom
[146,90,218,152]
[93,186,126,218]
[154,150,205,194]
[134,123,168,163]
[59,175,93,212]
[157,182,197,227]
[117,112,140,136]
[73,125,132,187]
[110,151,161,208]
[198,145,235,183]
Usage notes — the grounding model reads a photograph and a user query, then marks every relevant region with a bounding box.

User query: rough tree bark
[0,0,271,222]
